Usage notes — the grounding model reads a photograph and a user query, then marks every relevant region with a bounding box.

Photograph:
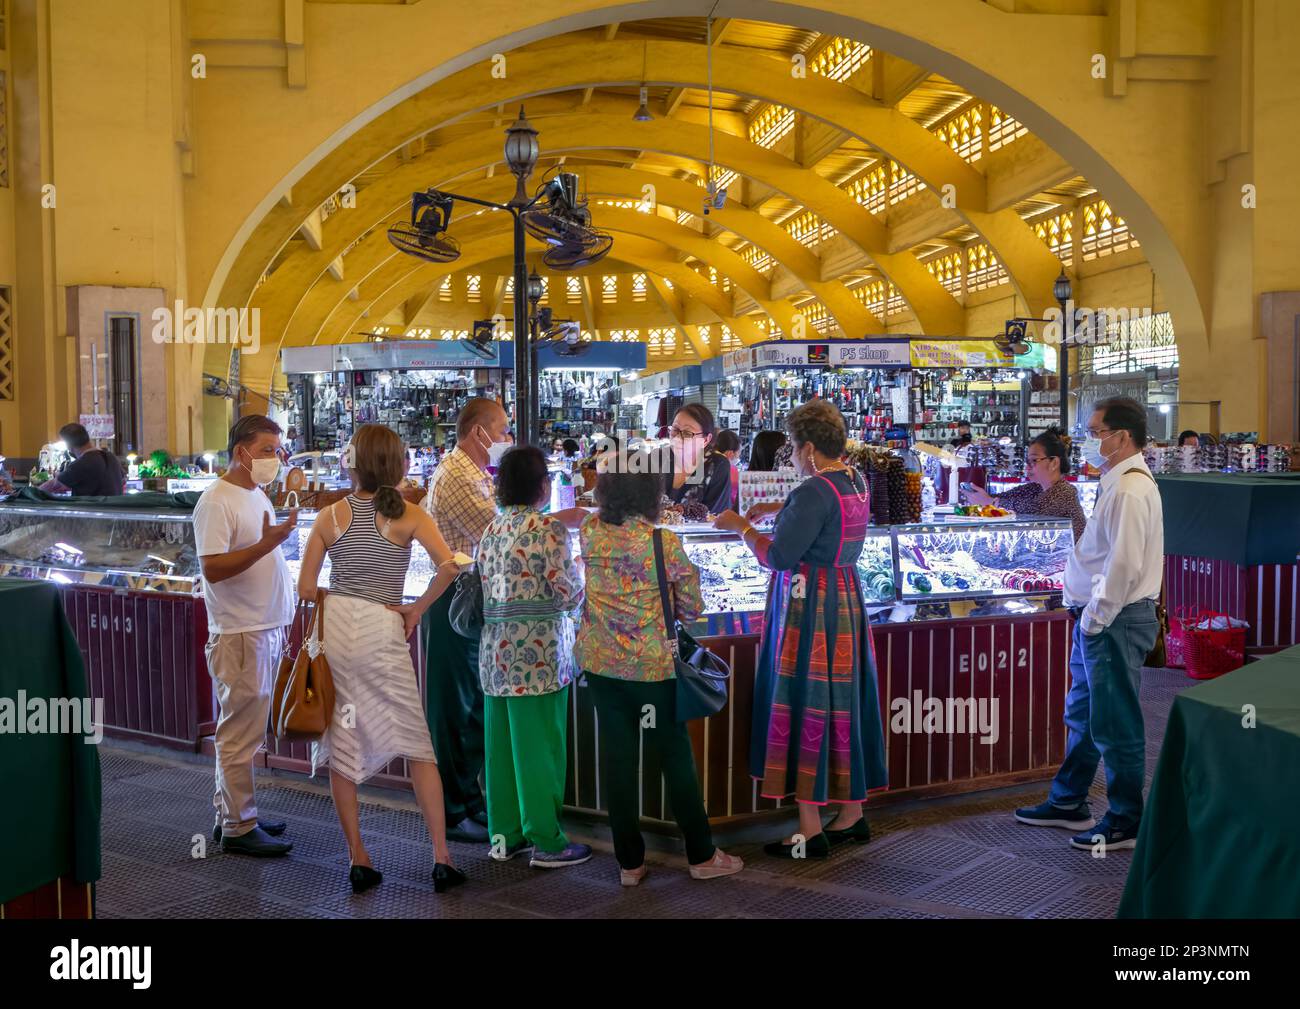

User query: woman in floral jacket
[476,446,590,869]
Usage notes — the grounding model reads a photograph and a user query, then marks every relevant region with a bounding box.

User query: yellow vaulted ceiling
[215,15,1162,396]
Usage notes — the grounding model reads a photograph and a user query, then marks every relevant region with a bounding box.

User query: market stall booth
[0,485,1078,831]
[1153,472,1300,657]
[282,339,645,454]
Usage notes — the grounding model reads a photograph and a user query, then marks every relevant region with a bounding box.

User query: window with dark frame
[108,315,139,455]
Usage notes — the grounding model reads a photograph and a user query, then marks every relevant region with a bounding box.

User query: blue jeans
[1048,599,1158,829]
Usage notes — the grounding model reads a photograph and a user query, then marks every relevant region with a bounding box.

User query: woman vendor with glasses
[662,404,733,516]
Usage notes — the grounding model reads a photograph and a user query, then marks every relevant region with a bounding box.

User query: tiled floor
[93,667,1191,919]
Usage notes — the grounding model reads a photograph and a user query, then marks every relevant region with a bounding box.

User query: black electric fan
[387,191,462,264]
[521,172,613,270]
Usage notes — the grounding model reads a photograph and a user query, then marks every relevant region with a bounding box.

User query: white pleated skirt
[310,592,437,785]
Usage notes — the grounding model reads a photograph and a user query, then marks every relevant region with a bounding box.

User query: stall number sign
[1181,558,1215,575]
[88,612,133,634]
[957,647,1029,674]
[80,414,115,440]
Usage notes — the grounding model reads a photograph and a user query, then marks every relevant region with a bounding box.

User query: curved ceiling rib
[217,37,1061,336]
[257,160,879,356]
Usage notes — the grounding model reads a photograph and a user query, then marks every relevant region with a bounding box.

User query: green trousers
[484,686,570,854]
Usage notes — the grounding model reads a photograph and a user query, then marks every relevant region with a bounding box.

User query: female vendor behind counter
[662,404,733,515]
[964,427,1087,541]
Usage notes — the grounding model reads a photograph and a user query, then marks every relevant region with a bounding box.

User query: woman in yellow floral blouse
[477,446,589,869]
[575,450,744,886]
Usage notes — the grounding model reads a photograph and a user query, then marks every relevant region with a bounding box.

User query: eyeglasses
[1087,427,1117,438]
[669,427,705,440]
[1026,455,1048,466]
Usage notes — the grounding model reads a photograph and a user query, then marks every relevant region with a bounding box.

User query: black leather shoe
[447,817,489,843]
[468,809,490,828]
[824,817,871,847]
[763,832,831,860]
[220,825,293,857]
[213,819,287,843]
[433,863,467,894]
[349,865,383,894]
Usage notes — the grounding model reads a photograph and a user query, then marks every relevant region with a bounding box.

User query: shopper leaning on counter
[41,422,124,496]
[1014,396,1163,852]
[296,423,466,894]
[715,399,888,859]
[476,446,590,870]
[964,427,1088,541]
[576,455,744,885]
[193,414,297,857]
[663,404,733,515]
[420,397,511,844]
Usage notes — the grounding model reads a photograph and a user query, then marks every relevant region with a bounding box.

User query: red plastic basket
[1180,612,1247,679]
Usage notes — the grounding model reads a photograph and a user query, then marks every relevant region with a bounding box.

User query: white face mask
[1083,432,1116,470]
[243,447,281,486]
[478,425,510,467]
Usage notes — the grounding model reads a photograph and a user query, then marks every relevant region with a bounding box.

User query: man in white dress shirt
[1015,397,1163,852]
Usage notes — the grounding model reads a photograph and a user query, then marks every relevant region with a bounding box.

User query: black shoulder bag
[652,527,731,721]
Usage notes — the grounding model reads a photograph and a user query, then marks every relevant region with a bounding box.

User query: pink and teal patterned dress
[752,468,888,805]
[574,514,703,681]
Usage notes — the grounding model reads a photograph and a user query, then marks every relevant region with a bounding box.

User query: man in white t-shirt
[193,414,298,856]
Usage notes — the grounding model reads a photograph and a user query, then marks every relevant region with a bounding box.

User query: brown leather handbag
[272,589,336,741]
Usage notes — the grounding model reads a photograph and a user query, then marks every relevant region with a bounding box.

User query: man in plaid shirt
[421,397,511,842]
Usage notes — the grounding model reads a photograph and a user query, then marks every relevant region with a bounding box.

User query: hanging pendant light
[633,44,653,121]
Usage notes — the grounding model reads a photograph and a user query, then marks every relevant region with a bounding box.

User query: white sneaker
[689,849,744,880]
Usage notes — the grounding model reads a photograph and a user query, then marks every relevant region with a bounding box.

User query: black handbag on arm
[652,527,731,722]
[448,566,484,641]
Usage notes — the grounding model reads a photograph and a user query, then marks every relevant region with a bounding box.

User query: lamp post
[526,268,545,446]
[505,108,540,445]
[1053,268,1072,433]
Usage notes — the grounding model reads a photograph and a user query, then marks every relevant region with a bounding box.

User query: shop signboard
[79,414,115,440]
[535,340,646,371]
[910,340,1015,368]
[699,356,725,383]
[748,340,911,369]
[722,347,754,375]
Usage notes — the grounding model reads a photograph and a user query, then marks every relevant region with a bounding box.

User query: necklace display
[813,462,870,505]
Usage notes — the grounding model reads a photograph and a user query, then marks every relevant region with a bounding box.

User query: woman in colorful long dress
[714,399,888,859]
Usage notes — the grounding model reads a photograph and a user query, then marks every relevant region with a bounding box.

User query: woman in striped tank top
[297,423,467,895]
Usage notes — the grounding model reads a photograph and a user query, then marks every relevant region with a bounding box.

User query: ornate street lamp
[504,107,539,207]
[1054,267,1072,432]
[503,108,540,443]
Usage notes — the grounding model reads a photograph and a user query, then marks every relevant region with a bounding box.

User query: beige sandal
[688,849,744,880]
[620,864,649,887]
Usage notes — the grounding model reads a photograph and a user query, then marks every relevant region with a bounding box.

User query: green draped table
[0,578,102,916]
[1118,645,1300,917]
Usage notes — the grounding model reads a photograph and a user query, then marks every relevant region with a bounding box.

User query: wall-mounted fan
[535,307,589,358]
[461,319,503,361]
[387,191,461,263]
[521,172,613,270]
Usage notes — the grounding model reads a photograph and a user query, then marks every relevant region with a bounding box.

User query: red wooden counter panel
[202,605,1075,829]
[1165,554,1300,654]
[60,585,212,750]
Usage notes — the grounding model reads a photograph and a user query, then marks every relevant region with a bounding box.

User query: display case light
[55,542,83,556]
